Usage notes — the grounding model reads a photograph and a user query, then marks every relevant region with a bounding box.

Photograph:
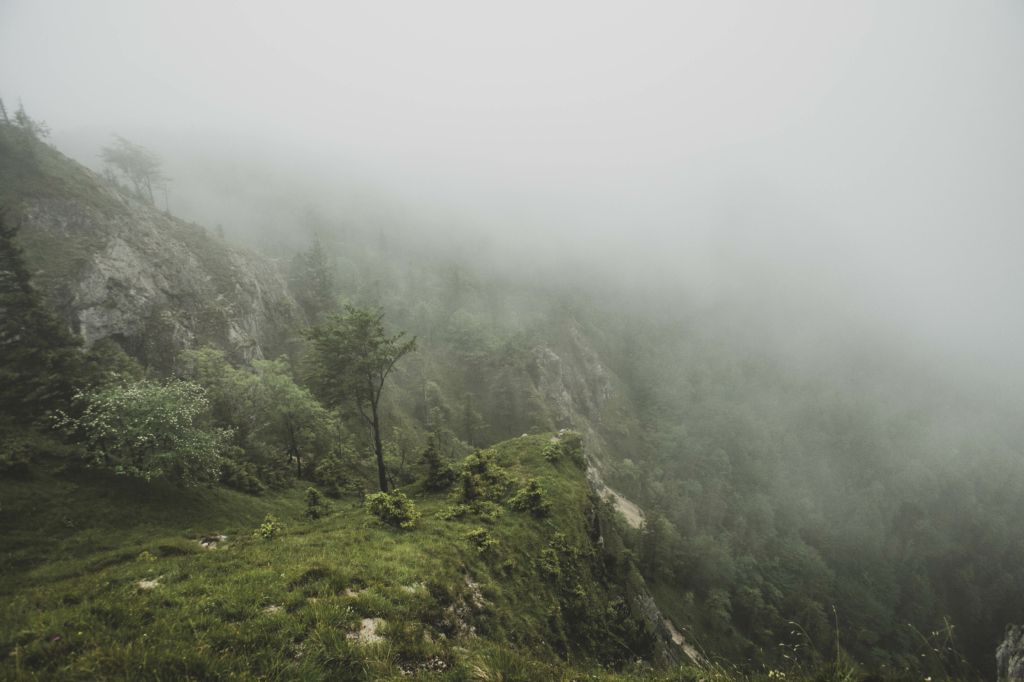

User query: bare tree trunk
[371,402,388,492]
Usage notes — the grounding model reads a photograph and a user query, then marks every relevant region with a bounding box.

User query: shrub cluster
[559,432,586,469]
[220,457,265,495]
[302,487,332,520]
[461,527,499,553]
[543,433,585,469]
[451,449,512,508]
[436,504,472,521]
[253,514,285,540]
[364,489,420,529]
[509,478,553,518]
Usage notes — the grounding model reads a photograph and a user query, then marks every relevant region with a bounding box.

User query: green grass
[0,436,975,681]
[0,435,665,681]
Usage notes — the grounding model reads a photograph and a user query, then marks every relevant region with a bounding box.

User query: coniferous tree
[0,209,83,421]
[420,432,457,490]
[305,235,336,316]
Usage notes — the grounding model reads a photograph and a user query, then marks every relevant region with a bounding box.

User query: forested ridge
[2,114,1022,680]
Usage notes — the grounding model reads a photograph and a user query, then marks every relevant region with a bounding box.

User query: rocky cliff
[998,625,1024,682]
[530,320,698,667]
[1,133,301,373]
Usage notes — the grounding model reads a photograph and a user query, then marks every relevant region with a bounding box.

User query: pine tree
[420,432,457,490]
[0,209,83,421]
[305,235,336,317]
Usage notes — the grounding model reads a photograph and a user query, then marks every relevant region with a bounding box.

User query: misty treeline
[2,111,1022,677]
[268,208,1024,675]
[269,212,1024,676]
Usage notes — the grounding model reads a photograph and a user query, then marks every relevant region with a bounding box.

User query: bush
[0,428,37,477]
[303,487,332,520]
[542,442,561,463]
[55,376,231,485]
[364,490,420,529]
[253,514,285,540]
[544,433,585,469]
[219,457,265,495]
[461,528,499,553]
[509,479,553,518]
[451,449,512,508]
[313,452,349,497]
[560,432,586,469]
[539,548,561,580]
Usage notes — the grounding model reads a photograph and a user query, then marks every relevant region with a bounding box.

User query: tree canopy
[301,305,416,492]
[56,376,230,485]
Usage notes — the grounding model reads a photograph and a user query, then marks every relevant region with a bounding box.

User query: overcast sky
[2,1,1023,382]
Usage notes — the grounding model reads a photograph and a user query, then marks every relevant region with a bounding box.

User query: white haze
[2,1,1023,387]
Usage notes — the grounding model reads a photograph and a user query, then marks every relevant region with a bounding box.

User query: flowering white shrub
[55,375,231,485]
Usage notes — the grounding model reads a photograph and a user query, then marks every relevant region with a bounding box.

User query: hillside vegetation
[1,435,662,681]
[1,114,1021,680]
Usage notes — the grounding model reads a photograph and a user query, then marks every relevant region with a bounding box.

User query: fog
[3,0,1024,387]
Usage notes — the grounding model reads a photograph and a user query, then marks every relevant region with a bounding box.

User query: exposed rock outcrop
[998,625,1024,682]
[530,320,615,468]
[531,321,612,426]
[626,569,702,667]
[7,152,301,372]
[531,321,699,667]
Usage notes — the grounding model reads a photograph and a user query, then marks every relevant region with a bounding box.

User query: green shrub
[252,514,285,540]
[509,479,552,517]
[559,432,586,469]
[539,548,561,580]
[364,489,420,529]
[0,422,76,478]
[451,449,512,508]
[55,376,231,485]
[219,457,265,495]
[302,487,332,520]
[461,528,499,553]
[313,452,349,498]
[542,442,561,463]
[0,429,36,477]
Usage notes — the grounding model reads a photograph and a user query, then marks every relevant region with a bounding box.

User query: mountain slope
[0,123,301,373]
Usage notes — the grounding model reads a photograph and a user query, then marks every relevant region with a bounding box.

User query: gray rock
[11,159,302,372]
[998,625,1024,682]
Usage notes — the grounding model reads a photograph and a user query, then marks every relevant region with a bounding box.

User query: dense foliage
[364,489,420,529]
[55,376,230,484]
[301,305,417,492]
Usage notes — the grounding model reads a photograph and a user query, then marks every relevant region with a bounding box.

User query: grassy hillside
[0,435,667,681]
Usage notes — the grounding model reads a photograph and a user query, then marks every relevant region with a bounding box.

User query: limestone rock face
[10,159,302,373]
[997,625,1024,682]
[531,321,612,426]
